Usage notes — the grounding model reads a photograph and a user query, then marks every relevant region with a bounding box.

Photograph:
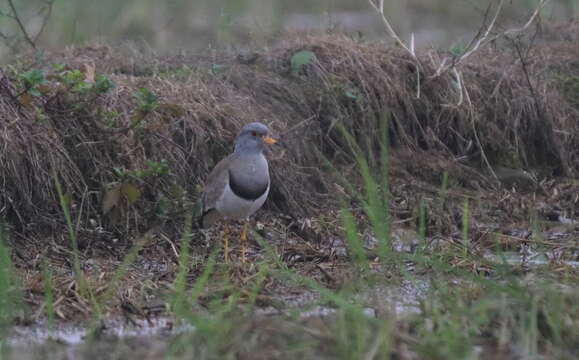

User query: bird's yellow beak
[263,136,277,145]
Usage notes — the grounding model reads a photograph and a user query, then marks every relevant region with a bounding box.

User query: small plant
[18,68,47,96]
[113,159,170,181]
[55,69,115,94]
[103,160,173,223]
[135,88,159,113]
[290,49,315,75]
[0,222,20,331]
[42,260,55,328]
[449,43,467,57]
[93,74,115,94]
[60,69,92,92]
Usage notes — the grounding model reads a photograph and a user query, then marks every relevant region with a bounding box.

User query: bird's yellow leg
[223,224,230,264]
[240,221,248,264]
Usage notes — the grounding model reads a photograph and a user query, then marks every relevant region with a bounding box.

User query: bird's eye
[251,131,258,137]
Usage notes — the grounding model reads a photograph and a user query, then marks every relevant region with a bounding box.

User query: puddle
[6,318,193,347]
[369,279,429,316]
[8,323,86,346]
[484,251,579,268]
[4,277,429,355]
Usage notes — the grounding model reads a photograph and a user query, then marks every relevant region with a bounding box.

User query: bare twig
[432,0,504,78]
[366,0,414,57]
[366,0,422,98]
[502,0,547,37]
[6,0,36,49]
[437,0,549,76]
[452,68,464,107]
[367,0,549,81]
[33,0,55,43]
[438,0,546,105]
[279,115,315,137]
[0,30,15,45]
[454,0,505,66]
[460,1,495,55]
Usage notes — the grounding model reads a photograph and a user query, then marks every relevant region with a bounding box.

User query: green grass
[41,260,55,329]
[2,121,579,359]
[0,222,20,335]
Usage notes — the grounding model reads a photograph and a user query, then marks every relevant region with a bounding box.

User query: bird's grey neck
[234,143,263,155]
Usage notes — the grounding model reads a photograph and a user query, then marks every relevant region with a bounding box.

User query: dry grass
[0,22,577,285]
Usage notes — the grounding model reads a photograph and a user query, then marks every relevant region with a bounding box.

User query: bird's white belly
[215,182,269,220]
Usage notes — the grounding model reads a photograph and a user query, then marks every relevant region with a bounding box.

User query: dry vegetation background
[1,21,579,242]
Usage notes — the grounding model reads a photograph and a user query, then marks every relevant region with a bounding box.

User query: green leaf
[93,75,115,94]
[29,88,42,97]
[135,88,158,112]
[290,50,315,74]
[345,89,360,100]
[19,69,46,87]
[52,63,65,72]
[113,167,125,177]
[62,69,85,88]
[450,44,466,57]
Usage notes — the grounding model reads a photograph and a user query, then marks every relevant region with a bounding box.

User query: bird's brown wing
[199,153,236,227]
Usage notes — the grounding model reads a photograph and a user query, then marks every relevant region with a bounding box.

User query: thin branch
[0,31,11,41]
[502,0,547,37]
[365,0,422,98]
[461,1,495,54]
[34,0,55,43]
[7,0,36,49]
[366,0,415,58]
[455,0,505,65]
[415,58,421,99]
[452,68,464,107]
[0,29,18,53]
[436,0,549,77]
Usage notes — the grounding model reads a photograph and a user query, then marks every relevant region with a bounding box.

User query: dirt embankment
[0,21,579,249]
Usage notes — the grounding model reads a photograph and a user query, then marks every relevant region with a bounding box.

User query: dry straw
[0,22,578,237]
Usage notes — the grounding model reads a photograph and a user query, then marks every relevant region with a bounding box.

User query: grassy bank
[0,21,578,358]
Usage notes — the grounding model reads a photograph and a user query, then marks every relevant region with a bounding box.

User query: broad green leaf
[19,69,46,87]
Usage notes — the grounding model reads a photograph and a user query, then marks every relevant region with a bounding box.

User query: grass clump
[0,223,20,330]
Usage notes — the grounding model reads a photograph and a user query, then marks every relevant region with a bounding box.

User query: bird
[199,122,277,262]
